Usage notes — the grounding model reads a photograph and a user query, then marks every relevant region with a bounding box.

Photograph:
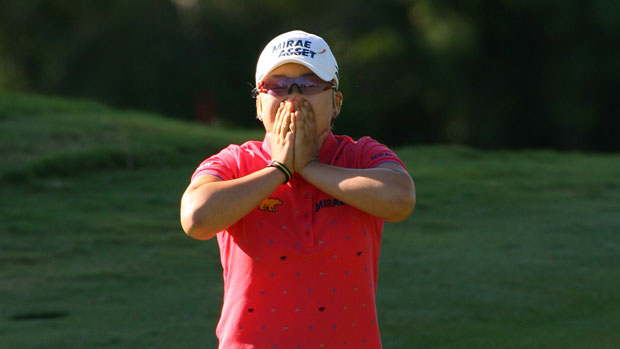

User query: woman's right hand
[269,100,296,172]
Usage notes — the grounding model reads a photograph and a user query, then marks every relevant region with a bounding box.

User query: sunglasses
[257,74,335,97]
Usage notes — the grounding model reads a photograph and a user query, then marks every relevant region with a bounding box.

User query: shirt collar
[261,131,340,163]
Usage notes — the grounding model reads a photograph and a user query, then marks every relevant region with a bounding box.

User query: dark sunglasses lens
[267,88,288,97]
[297,75,332,94]
[300,85,326,94]
[301,75,326,84]
[262,81,288,96]
[261,75,331,96]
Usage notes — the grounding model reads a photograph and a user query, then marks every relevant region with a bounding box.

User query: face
[256,63,343,140]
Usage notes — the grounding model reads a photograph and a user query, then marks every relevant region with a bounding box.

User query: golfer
[180,30,415,348]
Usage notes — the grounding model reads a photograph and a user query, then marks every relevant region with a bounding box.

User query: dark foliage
[1,0,618,150]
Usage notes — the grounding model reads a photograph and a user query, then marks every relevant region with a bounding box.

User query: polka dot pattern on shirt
[193,133,404,347]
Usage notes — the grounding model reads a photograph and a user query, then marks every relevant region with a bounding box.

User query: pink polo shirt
[191,132,405,348]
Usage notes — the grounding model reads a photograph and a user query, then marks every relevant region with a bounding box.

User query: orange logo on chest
[259,198,283,212]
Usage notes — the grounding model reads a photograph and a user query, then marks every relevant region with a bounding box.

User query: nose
[287,83,303,95]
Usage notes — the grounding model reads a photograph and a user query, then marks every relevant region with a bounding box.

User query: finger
[277,100,286,116]
[290,111,297,133]
[273,102,285,135]
[300,108,313,130]
[287,99,295,115]
[272,103,281,135]
[281,107,291,135]
[285,130,295,143]
[297,103,311,129]
[281,101,294,134]
[294,104,304,123]
[299,117,312,143]
[293,99,302,116]
[303,100,315,122]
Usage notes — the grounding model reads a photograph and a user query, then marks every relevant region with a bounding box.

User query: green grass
[1,92,619,348]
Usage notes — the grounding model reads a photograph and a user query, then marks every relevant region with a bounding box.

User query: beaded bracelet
[268,160,292,184]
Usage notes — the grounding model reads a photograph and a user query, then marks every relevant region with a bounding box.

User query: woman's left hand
[292,99,324,174]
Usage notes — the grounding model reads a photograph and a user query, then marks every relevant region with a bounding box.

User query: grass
[1,92,619,348]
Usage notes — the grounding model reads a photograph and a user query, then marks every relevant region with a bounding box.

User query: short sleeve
[191,146,239,182]
[356,136,407,170]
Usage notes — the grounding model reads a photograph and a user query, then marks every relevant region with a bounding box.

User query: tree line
[1,0,618,150]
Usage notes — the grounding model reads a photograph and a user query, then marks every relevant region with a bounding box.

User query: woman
[181,30,415,348]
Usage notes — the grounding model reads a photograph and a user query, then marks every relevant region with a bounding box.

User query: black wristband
[268,160,292,184]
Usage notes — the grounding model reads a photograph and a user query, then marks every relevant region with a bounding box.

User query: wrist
[268,160,293,184]
[299,158,321,178]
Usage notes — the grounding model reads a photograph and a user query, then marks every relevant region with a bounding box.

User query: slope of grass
[378,146,620,348]
[0,92,262,182]
[1,93,619,348]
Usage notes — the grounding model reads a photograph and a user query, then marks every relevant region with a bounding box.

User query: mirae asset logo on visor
[272,39,326,58]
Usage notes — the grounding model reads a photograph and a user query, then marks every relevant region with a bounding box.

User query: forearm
[300,161,415,222]
[181,167,286,240]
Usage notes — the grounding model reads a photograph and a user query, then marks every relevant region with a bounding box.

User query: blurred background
[1,0,618,151]
[3,2,620,347]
